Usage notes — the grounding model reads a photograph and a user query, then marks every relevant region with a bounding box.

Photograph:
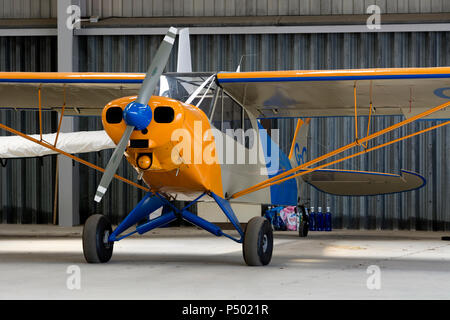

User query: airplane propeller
[94,27,178,203]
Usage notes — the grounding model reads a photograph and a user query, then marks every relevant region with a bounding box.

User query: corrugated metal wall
[78,32,450,72]
[0,0,57,18]
[0,36,58,224]
[1,0,450,18]
[0,110,57,224]
[79,0,450,17]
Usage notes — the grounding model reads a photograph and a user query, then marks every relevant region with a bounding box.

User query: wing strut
[288,118,303,160]
[231,100,450,199]
[37,83,68,147]
[53,84,67,147]
[38,84,43,141]
[354,80,374,149]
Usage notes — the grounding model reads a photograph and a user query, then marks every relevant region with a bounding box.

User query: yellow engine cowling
[101,95,224,197]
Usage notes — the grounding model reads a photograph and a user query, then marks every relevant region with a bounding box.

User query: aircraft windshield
[157,73,217,116]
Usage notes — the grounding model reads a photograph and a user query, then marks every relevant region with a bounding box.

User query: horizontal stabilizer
[301,169,425,196]
[0,130,115,158]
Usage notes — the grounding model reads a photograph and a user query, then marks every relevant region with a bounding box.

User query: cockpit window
[222,94,242,134]
[156,74,217,116]
[209,88,255,148]
[210,89,222,130]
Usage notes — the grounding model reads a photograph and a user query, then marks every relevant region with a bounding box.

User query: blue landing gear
[83,192,274,266]
[83,214,114,263]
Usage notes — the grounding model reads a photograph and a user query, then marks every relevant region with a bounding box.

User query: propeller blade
[94,125,134,202]
[136,26,177,105]
[94,27,177,203]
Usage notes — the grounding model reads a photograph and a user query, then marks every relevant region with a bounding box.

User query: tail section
[177,28,192,72]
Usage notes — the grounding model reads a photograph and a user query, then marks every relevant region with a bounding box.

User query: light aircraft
[0,27,449,266]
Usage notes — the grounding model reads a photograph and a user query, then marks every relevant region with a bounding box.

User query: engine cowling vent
[154,106,174,123]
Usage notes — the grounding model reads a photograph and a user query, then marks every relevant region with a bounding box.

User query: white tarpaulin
[0,131,115,158]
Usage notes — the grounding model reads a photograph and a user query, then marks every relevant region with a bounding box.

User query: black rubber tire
[243,217,273,266]
[298,206,309,238]
[82,214,114,263]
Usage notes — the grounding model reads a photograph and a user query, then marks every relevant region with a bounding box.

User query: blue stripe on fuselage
[257,121,297,206]
[218,73,450,83]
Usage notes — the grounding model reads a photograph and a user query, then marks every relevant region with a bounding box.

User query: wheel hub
[103,230,111,248]
[262,234,268,253]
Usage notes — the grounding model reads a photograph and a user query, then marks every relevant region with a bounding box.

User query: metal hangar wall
[0,0,449,230]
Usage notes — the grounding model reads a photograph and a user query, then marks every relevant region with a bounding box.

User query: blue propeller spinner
[123,101,152,130]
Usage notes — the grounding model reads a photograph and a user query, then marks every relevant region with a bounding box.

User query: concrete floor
[0,225,449,299]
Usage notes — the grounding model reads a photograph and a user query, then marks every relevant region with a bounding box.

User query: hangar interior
[0,0,450,300]
[0,0,449,231]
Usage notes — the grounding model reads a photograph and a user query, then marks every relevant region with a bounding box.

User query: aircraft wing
[0,72,213,115]
[217,67,450,119]
[0,130,115,158]
[300,169,425,196]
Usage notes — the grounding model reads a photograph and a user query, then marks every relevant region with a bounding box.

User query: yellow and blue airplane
[0,27,449,266]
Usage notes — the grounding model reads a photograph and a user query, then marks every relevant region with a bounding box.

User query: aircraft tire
[82,214,114,263]
[243,216,273,266]
[298,206,309,237]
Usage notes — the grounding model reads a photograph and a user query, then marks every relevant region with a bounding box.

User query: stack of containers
[309,206,332,232]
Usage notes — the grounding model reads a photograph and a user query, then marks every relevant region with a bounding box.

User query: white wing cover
[0,131,115,158]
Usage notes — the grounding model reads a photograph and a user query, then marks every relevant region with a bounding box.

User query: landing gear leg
[82,214,114,263]
[243,217,273,266]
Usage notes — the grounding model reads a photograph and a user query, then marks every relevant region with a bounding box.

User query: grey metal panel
[0,0,56,18]
[193,0,204,16]
[76,0,450,17]
[0,36,57,224]
[204,0,214,16]
[183,0,194,16]
[0,110,57,224]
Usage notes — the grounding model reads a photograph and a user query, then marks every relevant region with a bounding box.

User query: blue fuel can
[325,206,332,231]
[317,207,324,231]
[309,207,316,231]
